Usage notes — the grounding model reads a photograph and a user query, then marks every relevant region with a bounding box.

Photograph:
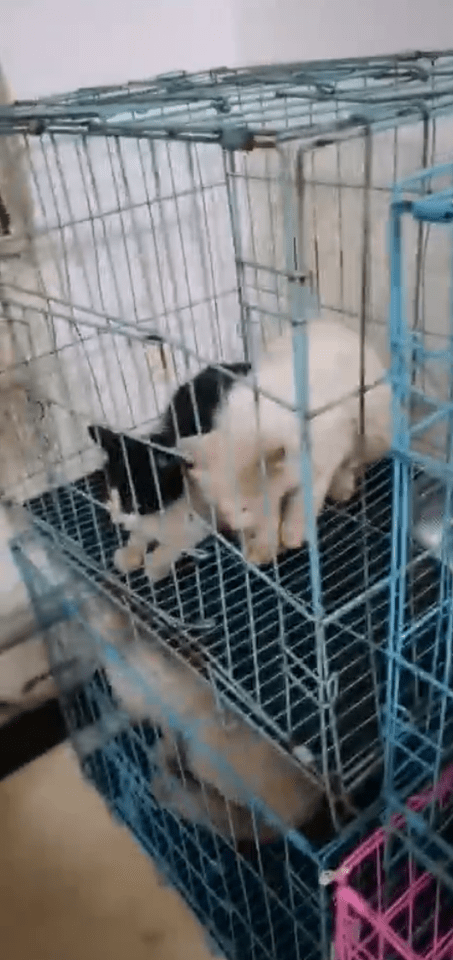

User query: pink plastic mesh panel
[334,766,453,960]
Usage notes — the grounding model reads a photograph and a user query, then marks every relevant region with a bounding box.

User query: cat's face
[88,424,180,516]
[181,430,288,532]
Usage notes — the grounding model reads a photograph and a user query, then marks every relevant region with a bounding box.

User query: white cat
[182,318,391,564]
[100,606,326,843]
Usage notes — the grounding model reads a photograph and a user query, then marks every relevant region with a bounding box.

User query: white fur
[184,318,391,563]
[103,612,325,837]
[111,490,262,581]
[111,488,210,582]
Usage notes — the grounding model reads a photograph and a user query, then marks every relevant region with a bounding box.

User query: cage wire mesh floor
[24,452,442,803]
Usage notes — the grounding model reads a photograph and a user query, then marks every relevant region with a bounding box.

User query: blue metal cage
[385,163,453,818]
[3,50,453,960]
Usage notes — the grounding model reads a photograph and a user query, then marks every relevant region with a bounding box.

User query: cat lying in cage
[100,604,341,845]
[88,335,383,580]
[151,734,342,849]
[182,318,391,564]
[88,361,250,580]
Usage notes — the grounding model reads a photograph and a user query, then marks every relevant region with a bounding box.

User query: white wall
[235,0,452,66]
[0,0,237,99]
[0,0,453,97]
[2,0,453,100]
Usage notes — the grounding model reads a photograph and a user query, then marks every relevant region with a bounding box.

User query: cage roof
[2,51,453,148]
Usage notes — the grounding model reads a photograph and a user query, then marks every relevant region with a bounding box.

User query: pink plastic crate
[334,766,453,960]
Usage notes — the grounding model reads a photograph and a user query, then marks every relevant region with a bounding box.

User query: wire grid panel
[3,55,453,805]
[1,132,246,496]
[12,526,376,960]
[2,222,390,803]
[334,765,453,960]
[385,162,453,803]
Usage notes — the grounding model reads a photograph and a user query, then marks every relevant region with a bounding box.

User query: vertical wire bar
[74,138,122,420]
[136,139,171,336]
[285,849,304,960]
[263,147,283,340]
[117,137,158,320]
[430,186,453,793]
[412,113,429,343]
[164,141,201,368]
[83,138,135,425]
[107,137,142,325]
[149,140,190,377]
[296,147,343,784]
[385,195,411,798]
[222,146,276,687]
[279,144,338,822]
[50,134,97,309]
[25,137,89,535]
[357,126,382,756]
[223,150,251,363]
[407,115,430,708]
[335,111,345,317]
[106,138,156,428]
[294,146,344,788]
[188,143,222,361]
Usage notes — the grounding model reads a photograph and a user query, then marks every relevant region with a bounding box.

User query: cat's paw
[242,528,278,565]
[114,543,145,574]
[144,547,173,583]
[329,466,357,503]
[280,515,305,550]
[280,496,305,550]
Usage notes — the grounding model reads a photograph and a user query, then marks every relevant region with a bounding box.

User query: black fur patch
[89,362,250,516]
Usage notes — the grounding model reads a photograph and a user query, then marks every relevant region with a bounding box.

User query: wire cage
[2,51,453,960]
[12,524,380,960]
[334,765,453,960]
[385,160,453,808]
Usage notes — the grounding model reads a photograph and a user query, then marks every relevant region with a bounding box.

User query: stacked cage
[333,162,453,960]
[385,161,453,802]
[2,51,453,960]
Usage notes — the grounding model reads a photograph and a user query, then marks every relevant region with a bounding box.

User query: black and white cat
[88,362,250,581]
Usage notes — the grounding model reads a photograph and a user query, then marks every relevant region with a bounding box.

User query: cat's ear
[88,424,121,455]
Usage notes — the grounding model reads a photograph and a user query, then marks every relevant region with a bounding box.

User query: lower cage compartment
[11,455,449,960]
[84,731,325,960]
[66,674,372,960]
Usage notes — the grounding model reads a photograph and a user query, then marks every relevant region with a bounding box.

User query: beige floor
[0,744,219,960]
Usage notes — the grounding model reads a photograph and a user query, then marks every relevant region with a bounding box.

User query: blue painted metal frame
[386,163,453,807]
[3,52,453,145]
[9,526,385,960]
